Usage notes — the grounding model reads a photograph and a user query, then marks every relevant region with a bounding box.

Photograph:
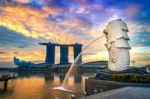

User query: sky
[0,0,150,68]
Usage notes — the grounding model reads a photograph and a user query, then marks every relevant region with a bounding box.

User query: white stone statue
[103,19,131,71]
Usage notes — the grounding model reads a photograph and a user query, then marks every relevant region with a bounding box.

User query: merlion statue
[103,19,131,71]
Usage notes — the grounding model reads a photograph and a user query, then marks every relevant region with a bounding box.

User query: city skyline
[0,0,150,67]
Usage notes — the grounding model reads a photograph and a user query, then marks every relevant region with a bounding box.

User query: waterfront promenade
[79,87,150,99]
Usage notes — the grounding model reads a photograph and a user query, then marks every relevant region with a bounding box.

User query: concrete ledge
[79,87,150,99]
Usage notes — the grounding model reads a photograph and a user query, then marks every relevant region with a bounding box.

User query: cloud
[0,4,71,44]
[1,0,149,45]
[46,0,70,8]
[27,0,44,8]
[13,0,32,4]
[0,51,5,54]
[14,52,18,54]
[130,32,150,47]
[0,26,43,48]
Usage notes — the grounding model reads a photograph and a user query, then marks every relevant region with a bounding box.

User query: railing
[0,72,17,91]
[0,73,17,79]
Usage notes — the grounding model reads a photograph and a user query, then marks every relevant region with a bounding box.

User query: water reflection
[54,75,61,85]
[14,77,45,99]
[0,71,95,99]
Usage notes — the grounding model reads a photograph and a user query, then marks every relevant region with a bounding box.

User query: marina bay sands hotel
[39,42,82,64]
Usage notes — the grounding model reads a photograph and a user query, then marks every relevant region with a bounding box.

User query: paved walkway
[79,87,150,99]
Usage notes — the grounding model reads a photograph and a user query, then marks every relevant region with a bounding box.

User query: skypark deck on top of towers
[39,42,82,46]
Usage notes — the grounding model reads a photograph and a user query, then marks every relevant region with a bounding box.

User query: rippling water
[0,71,95,99]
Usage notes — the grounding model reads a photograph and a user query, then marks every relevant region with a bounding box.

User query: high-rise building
[39,42,55,64]
[60,45,69,64]
[73,43,82,64]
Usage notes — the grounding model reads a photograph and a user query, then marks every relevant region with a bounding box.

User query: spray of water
[53,35,105,92]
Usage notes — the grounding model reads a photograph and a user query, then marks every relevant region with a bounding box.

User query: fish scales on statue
[103,19,131,71]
